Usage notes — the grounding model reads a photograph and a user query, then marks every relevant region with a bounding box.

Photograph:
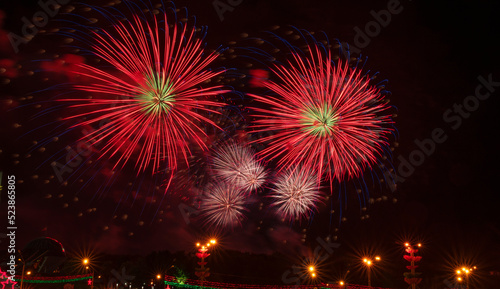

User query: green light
[301,104,338,137]
[164,281,218,289]
[14,277,91,284]
[138,72,176,116]
[164,281,331,289]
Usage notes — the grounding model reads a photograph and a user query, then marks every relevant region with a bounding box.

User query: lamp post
[18,250,26,289]
[83,258,94,289]
[363,256,380,287]
[403,243,422,289]
[156,274,163,289]
[464,269,470,289]
[195,239,217,287]
[338,269,350,289]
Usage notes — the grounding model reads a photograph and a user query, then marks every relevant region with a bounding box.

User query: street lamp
[363,256,381,287]
[195,238,218,287]
[306,265,318,281]
[456,266,475,289]
[156,274,164,289]
[403,243,422,289]
[83,258,94,289]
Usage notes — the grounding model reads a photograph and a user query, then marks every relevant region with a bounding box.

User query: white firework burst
[201,182,248,228]
[270,168,323,221]
[211,142,267,192]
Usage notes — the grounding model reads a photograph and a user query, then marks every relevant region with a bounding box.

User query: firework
[250,44,393,184]
[59,12,228,173]
[269,167,322,221]
[165,106,247,192]
[211,142,267,192]
[201,182,248,228]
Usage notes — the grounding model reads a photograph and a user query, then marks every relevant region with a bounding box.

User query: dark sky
[1,0,500,287]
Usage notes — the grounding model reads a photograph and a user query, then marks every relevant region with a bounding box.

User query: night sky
[1,0,500,287]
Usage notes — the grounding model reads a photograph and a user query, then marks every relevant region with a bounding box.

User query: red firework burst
[59,14,227,173]
[250,45,393,183]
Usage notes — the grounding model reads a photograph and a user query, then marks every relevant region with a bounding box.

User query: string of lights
[13,274,92,284]
[164,275,388,289]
